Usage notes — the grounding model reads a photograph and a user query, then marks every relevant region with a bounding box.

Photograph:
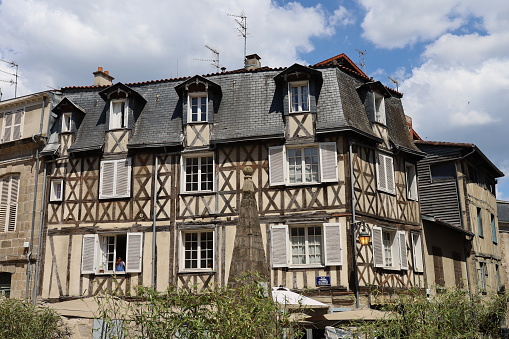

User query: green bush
[96,273,303,339]
[351,288,508,339]
[0,298,71,339]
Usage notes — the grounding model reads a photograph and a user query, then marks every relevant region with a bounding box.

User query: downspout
[349,140,361,309]
[26,95,47,300]
[151,154,159,289]
[32,162,48,304]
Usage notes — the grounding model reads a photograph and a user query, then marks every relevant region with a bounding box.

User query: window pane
[291,227,306,264]
[383,232,392,267]
[288,149,302,183]
[300,85,309,111]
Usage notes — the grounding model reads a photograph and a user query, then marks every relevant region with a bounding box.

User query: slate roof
[48,55,421,155]
[498,201,509,223]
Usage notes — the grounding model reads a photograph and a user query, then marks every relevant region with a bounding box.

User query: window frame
[270,223,342,268]
[376,152,396,195]
[109,99,128,130]
[61,112,73,133]
[99,158,132,199]
[478,261,487,293]
[372,226,408,271]
[288,81,310,113]
[286,145,320,185]
[405,162,418,201]
[268,142,338,186]
[50,179,64,202]
[290,225,323,266]
[491,214,497,244]
[187,92,208,123]
[81,233,143,275]
[1,109,24,143]
[411,232,424,273]
[180,153,215,194]
[373,92,386,125]
[477,207,483,238]
[179,229,215,273]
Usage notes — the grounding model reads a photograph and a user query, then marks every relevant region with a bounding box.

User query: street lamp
[352,220,371,308]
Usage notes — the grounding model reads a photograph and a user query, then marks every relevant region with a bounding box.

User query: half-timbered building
[415,141,504,294]
[38,54,425,312]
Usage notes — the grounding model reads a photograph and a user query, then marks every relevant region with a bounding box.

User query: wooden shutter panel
[0,178,8,232]
[365,91,375,122]
[308,81,317,113]
[115,158,131,198]
[432,246,445,286]
[398,231,408,270]
[376,153,387,191]
[319,142,338,183]
[372,226,384,268]
[207,93,214,123]
[268,146,285,186]
[81,234,98,274]
[13,109,23,140]
[385,156,395,194]
[182,94,189,125]
[283,87,290,116]
[323,223,342,266]
[412,233,424,273]
[452,252,463,288]
[7,176,19,232]
[99,161,115,198]
[3,113,12,142]
[271,225,288,268]
[126,232,143,273]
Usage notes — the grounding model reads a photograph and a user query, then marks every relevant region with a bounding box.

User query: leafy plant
[0,298,71,339]
[95,272,304,339]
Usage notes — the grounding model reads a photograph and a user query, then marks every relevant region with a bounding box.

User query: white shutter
[385,156,395,194]
[323,223,342,266]
[412,233,424,273]
[7,176,19,232]
[81,235,98,274]
[270,225,288,267]
[99,161,115,198]
[2,112,13,142]
[319,142,338,183]
[372,226,384,268]
[376,153,386,191]
[109,101,123,129]
[126,232,143,273]
[13,109,23,140]
[115,158,131,197]
[0,178,8,232]
[398,231,408,270]
[268,146,285,186]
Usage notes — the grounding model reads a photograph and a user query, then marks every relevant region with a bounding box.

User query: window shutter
[319,142,338,183]
[81,234,98,274]
[309,81,317,113]
[115,158,131,197]
[452,252,463,288]
[432,247,445,286]
[207,93,214,123]
[268,146,285,186]
[109,101,123,129]
[372,226,384,268]
[2,112,13,142]
[283,88,290,116]
[99,161,115,198]
[270,225,288,268]
[126,232,143,273]
[385,156,395,194]
[406,163,418,200]
[0,178,8,232]
[7,176,19,232]
[365,91,375,122]
[411,233,424,273]
[323,223,342,266]
[398,231,408,270]
[376,153,387,191]
[13,109,23,140]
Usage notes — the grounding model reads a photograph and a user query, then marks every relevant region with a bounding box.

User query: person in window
[115,257,125,272]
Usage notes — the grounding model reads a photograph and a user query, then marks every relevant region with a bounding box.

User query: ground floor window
[180,230,215,271]
[0,272,11,298]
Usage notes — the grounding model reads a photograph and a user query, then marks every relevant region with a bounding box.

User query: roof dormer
[357,81,392,126]
[175,75,222,125]
[98,83,146,130]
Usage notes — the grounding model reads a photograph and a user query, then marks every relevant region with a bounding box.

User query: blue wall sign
[315,276,331,286]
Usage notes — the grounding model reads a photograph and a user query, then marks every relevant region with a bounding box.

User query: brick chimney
[244,54,261,70]
[93,67,114,86]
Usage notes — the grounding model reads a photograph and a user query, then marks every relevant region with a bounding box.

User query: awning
[272,287,329,309]
[305,308,396,323]
[45,297,131,319]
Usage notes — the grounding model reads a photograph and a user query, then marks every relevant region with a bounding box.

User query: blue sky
[0,0,508,199]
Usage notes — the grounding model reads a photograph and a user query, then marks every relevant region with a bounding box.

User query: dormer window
[189,92,208,123]
[289,81,310,112]
[109,99,127,129]
[374,92,386,124]
[61,112,72,133]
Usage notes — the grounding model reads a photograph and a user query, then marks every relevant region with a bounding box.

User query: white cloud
[0,0,346,100]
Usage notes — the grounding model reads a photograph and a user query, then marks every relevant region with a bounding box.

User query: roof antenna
[355,49,366,71]
[194,45,221,72]
[0,59,19,98]
[228,11,249,61]
[388,76,399,92]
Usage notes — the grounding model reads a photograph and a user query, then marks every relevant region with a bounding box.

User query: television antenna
[194,45,221,72]
[388,76,399,92]
[355,49,366,70]
[0,59,19,98]
[228,11,249,59]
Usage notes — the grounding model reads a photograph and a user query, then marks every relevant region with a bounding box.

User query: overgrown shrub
[351,288,508,339]
[0,298,71,339]
[96,273,303,339]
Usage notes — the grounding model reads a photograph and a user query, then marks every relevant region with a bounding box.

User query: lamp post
[352,220,370,308]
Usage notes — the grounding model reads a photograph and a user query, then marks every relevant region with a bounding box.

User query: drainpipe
[151,155,159,289]
[349,140,361,309]
[32,161,48,303]
[26,95,47,300]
